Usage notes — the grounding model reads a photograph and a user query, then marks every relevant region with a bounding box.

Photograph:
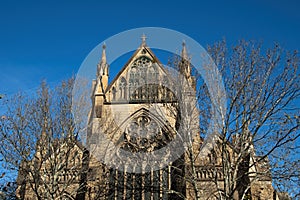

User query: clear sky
[0,0,300,96]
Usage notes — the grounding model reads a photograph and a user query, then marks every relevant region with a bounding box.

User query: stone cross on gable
[141,34,147,45]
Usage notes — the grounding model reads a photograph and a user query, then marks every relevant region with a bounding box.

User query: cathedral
[16,37,279,200]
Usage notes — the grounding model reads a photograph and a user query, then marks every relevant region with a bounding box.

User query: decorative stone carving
[120,115,168,153]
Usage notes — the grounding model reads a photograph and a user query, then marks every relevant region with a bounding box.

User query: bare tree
[0,78,99,200]
[199,40,299,199]
[159,40,299,200]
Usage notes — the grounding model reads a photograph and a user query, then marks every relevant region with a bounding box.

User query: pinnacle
[181,40,188,60]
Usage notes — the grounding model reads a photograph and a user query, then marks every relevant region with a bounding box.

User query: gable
[104,45,171,103]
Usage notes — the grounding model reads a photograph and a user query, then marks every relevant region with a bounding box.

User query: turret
[180,41,195,89]
[180,41,191,78]
[97,43,109,92]
[93,44,109,118]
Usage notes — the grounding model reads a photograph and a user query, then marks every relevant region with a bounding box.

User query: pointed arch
[114,108,176,151]
[112,86,116,101]
[119,77,127,100]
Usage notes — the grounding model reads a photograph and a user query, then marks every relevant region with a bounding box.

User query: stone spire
[96,43,109,93]
[181,41,188,61]
[180,41,191,75]
[101,43,107,65]
[180,41,194,88]
[97,43,108,77]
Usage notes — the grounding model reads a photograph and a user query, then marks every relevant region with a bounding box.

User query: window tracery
[120,115,169,153]
[119,77,127,100]
[128,56,159,101]
[111,56,176,103]
[107,113,172,200]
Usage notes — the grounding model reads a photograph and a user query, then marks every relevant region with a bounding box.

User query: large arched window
[108,111,173,200]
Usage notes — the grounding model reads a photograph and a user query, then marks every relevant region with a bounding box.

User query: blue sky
[0,0,300,96]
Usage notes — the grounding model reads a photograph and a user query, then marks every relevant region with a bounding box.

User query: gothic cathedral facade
[16,37,277,200]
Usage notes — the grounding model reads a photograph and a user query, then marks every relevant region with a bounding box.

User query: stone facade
[17,37,281,200]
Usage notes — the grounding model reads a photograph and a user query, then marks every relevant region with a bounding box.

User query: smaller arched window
[112,87,116,101]
[119,77,127,100]
[130,67,137,80]
[148,65,155,80]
